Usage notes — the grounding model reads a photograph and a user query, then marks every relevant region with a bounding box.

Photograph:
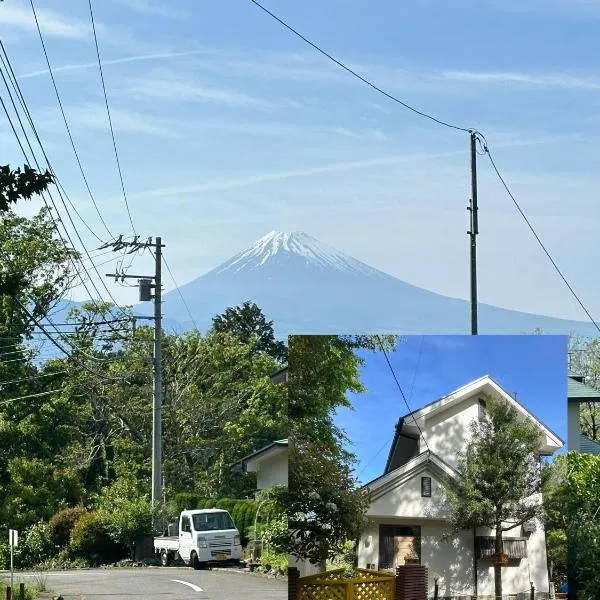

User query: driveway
[14,567,286,599]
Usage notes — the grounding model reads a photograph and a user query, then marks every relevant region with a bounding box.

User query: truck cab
[155,509,243,569]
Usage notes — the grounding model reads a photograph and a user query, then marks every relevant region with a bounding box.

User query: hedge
[171,494,259,546]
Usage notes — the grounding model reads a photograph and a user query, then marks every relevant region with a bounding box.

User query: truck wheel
[191,551,200,570]
[160,550,170,567]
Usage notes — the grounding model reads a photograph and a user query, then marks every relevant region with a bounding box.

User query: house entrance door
[379,525,421,570]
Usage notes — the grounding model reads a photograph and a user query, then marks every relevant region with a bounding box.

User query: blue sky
[335,335,568,486]
[2,0,600,320]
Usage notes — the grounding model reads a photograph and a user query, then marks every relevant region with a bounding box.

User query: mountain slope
[154,231,599,337]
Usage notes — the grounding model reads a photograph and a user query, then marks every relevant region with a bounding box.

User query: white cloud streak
[0,3,91,39]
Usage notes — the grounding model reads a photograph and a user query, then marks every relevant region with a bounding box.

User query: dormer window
[478,398,487,421]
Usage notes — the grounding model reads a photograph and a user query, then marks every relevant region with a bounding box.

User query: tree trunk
[494,521,503,600]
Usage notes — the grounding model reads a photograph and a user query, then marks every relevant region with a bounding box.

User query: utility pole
[152,237,162,506]
[468,131,479,335]
[102,235,163,504]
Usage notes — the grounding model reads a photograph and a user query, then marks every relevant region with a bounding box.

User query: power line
[0,389,61,407]
[247,0,471,133]
[22,8,114,240]
[0,47,131,330]
[161,254,199,330]
[481,139,600,334]
[0,370,68,387]
[87,0,136,235]
[375,334,430,453]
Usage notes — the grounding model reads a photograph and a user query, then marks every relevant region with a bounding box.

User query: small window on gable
[421,476,432,497]
[478,398,487,421]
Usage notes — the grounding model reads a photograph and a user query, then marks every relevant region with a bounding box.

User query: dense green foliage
[281,335,398,564]
[543,452,600,599]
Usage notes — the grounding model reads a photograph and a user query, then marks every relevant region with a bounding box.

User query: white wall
[256,451,288,490]
[359,519,550,598]
[475,518,550,597]
[419,398,479,469]
[368,466,451,520]
[289,554,324,578]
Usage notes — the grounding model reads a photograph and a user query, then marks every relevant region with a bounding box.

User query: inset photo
[287,334,568,600]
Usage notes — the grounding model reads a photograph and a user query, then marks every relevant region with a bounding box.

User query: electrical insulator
[139,278,153,301]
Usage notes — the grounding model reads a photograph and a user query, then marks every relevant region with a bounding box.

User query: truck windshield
[192,512,235,532]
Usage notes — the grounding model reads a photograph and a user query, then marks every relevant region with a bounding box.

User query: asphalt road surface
[15,567,286,599]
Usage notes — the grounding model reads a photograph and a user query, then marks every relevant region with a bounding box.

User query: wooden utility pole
[468,131,479,335]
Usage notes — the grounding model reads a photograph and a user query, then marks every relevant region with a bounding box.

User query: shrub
[49,505,87,548]
[70,510,123,565]
[104,497,154,559]
[20,520,55,567]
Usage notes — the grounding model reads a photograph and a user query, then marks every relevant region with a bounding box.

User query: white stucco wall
[359,519,549,598]
[419,398,479,469]
[289,554,324,577]
[475,518,550,597]
[368,465,450,520]
[255,451,288,490]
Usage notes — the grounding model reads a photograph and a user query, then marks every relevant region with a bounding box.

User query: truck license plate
[216,554,226,560]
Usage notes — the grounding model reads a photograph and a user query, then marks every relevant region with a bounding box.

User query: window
[192,511,236,532]
[421,476,432,497]
[475,536,527,559]
[181,516,191,533]
[478,398,487,420]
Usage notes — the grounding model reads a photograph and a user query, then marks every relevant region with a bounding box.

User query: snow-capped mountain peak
[213,230,379,275]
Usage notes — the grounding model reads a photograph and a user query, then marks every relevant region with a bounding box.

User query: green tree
[443,396,545,600]
[0,164,53,296]
[212,301,287,362]
[283,335,399,564]
[544,452,600,599]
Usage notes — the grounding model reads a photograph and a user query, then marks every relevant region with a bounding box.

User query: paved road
[15,567,286,599]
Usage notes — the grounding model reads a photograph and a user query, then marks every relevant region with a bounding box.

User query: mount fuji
[146,230,597,337]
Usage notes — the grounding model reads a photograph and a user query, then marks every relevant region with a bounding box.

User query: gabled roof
[233,439,288,472]
[385,375,563,471]
[364,450,459,502]
[568,374,600,401]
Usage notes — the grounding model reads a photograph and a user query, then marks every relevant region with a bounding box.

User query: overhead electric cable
[247,0,471,133]
[479,138,600,334]
[87,0,137,235]
[375,335,430,452]
[18,10,114,239]
[161,254,199,330]
[0,370,69,387]
[0,50,132,329]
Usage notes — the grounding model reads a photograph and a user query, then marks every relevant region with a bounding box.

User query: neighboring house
[237,439,288,493]
[567,371,600,454]
[358,375,563,599]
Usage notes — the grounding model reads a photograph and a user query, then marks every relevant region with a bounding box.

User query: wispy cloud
[441,70,600,90]
[128,150,466,200]
[65,103,180,137]
[0,3,90,40]
[110,0,186,19]
[126,71,276,108]
[17,49,217,80]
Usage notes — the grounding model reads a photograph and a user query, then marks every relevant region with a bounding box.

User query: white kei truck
[153,509,243,569]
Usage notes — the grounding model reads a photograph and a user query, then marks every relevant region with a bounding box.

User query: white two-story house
[358,375,563,599]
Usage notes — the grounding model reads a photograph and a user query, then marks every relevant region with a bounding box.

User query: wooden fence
[295,568,396,600]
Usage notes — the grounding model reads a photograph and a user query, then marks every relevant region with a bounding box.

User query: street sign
[9,529,18,547]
